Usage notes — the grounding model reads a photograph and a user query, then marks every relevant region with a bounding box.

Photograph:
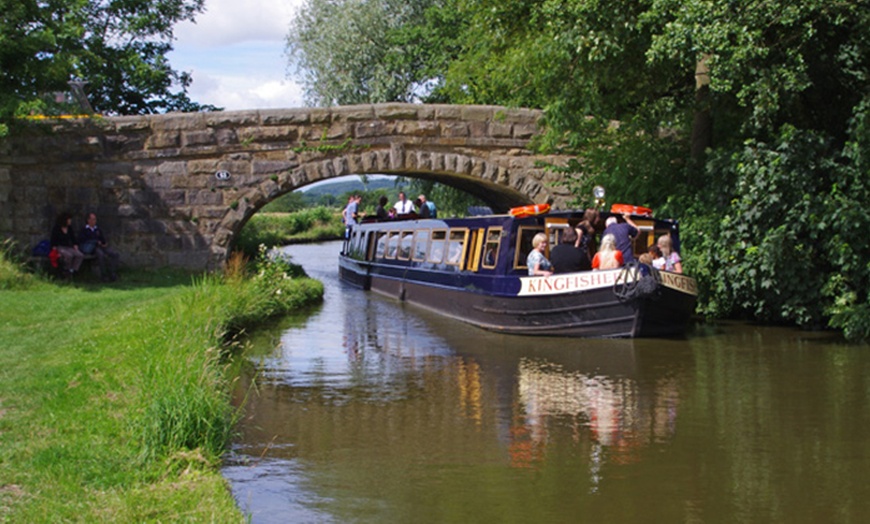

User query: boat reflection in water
[227,244,694,522]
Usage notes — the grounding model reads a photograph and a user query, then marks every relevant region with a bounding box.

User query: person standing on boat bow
[526,232,553,276]
[603,212,639,262]
[343,195,361,238]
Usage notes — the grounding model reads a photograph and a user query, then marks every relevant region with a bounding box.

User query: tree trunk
[690,54,712,167]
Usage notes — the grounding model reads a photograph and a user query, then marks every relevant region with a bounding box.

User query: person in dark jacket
[80,212,120,281]
[50,212,84,274]
[549,227,591,273]
[603,213,639,263]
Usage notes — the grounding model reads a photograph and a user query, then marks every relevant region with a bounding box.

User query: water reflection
[224,242,870,524]
[225,242,698,523]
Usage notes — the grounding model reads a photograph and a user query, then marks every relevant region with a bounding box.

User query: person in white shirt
[392,192,414,215]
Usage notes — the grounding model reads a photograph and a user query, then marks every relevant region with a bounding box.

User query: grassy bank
[233,207,344,257]
[0,251,323,521]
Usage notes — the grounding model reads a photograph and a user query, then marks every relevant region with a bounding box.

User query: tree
[285,0,455,105]
[0,0,214,135]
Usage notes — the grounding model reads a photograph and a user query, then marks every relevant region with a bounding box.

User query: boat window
[446,229,468,267]
[386,231,400,259]
[375,231,387,259]
[412,229,430,262]
[515,226,545,269]
[363,231,376,261]
[466,229,484,272]
[357,230,370,259]
[428,229,447,264]
[482,228,502,269]
[398,231,413,260]
[347,230,360,259]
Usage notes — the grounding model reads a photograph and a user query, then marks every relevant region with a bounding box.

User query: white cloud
[169,0,308,110]
[189,73,305,111]
[174,0,304,48]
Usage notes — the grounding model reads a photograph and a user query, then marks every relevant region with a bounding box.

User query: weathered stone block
[147,132,180,149]
[468,122,487,138]
[182,129,216,147]
[332,105,376,121]
[204,111,259,127]
[490,122,513,138]
[374,104,418,120]
[238,126,299,143]
[149,113,204,131]
[397,121,439,137]
[513,123,538,139]
[253,160,296,175]
[260,109,311,125]
[442,123,469,138]
[355,121,388,138]
[309,108,332,124]
[390,143,405,169]
[460,106,497,122]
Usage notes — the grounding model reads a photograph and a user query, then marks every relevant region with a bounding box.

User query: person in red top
[591,233,624,270]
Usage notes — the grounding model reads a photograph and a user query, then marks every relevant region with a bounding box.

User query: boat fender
[610,203,653,217]
[508,203,551,218]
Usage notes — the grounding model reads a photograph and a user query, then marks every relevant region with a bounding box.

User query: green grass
[234,207,344,257]
[0,253,323,521]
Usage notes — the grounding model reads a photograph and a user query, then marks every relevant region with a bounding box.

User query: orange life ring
[509,203,551,218]
[610,203,653,217]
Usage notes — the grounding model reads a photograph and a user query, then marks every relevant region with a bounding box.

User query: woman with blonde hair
[657,234,683,273]
[526,232,553,276]
[591,234,624,270]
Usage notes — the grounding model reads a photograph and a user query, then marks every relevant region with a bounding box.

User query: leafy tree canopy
[0,0,216,135]
[286,0,459,106]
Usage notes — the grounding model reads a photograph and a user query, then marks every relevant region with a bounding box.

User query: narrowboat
[339,204,697,338]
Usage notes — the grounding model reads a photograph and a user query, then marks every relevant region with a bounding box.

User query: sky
[167,0,307,111]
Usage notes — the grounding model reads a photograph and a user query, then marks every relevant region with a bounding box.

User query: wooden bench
[28,252,98,278]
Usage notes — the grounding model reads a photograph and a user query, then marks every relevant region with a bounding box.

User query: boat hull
[339,256,696,338]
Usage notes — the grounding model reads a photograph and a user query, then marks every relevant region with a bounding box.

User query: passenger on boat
[591,234,624,270]
[657,234,683,273]
[393,192,414,214]
[526,232,553,276]
[342,195,361,238]
[375,195,390,220]
[648,245,665,270]
[603,213,639,262]
[574,209,599,261]
[637,252,654,276]
[417,194,437,218]
[549,227,590,273]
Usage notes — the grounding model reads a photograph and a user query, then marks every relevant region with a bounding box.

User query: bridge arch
[0,104,573,270]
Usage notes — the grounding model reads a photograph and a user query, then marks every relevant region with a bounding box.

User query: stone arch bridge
[0,104,575,270]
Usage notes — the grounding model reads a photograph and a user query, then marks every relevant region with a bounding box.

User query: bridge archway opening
[229,170,537,258]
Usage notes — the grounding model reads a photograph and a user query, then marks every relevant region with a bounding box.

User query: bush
[233,207,343,257]
[0,239,39,290]
[684,123,870,338]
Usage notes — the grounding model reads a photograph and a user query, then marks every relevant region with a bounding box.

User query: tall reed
[133,251,324,465]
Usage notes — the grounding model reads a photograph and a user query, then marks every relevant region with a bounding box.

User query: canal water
[223,241,870,523]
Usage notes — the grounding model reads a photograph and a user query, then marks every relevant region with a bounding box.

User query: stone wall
[0,104,573,270]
